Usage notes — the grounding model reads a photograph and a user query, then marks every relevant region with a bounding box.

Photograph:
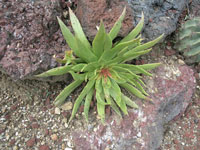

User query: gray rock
[127,0,189,41]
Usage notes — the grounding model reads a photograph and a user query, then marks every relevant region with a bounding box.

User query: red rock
[194,73,199,79]
[9,139,15,146]
[173,139,179,144]
[26,138,36,147]
[62,111,70,118]
[164,49,176,56]
[41,107,47,111]
[71,62,196,150]
[39,145,50,150]
[44,129,49,136]
[10,104,18,111]
[79,105,84,113]
[45,97,50,105]
[47,104,53,109]
[0,0,65,81]
[105,106,111,117]
[5,114,10,120]
[29,116,36,122]
[0,129,4,134]
[31,123,40,129]
[76,0,133,41]
[97,125,106,137]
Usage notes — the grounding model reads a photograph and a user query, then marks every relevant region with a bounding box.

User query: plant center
[100,68,112,79]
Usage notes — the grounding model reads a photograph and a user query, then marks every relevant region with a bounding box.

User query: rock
[76,0,189,41]
[39,145,50,150]
[190,0,200,17]
[26,138,36,147]
[76,0,134,41]
[51,134,58,141]
[13,146,18,150]
[178,59,185,65]
[65,148,72,150]
[44,129,49,136]
[55,107,61,115]
[61,102,73,111]
[70,58,196,150]
[0,0,68,81]
[31,123,40,129]
[9,139,15,146]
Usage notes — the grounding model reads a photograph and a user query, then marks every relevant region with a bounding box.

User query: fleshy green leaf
[92,21,106,58]
[129,78,148,96]
[72,63,87,72]
[35,65,72,77]
[104,33,112,51]
[84,87,94,122]
[109,7,126,40]
[124,34,164,55]
[57,17,78,52]
[69,79,95,123]
[95,78,108,105]
[97,102,105,122]
[109,97,122,117]
[75,37,97,63]
[54,80,83,106]
[117,64,152,76]
[109,79,122,104]
[69,7,91,50]
[120,12,144,43]
[137,63,161,71]
[122,93,139,109]
[69,71,86,80]
[120,82,147,100]
[112,66,141,79]
[122,48,152,62]
[100,37,140,61]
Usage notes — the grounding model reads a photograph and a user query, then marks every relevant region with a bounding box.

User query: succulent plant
[36,7,163,123]
[176,17,200,63]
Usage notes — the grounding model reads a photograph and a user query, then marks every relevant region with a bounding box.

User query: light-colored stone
[61,102,73,111]
[55,107,61,115]
[13,146,18,150]
[65,148,72,150]
[51,134,58,141]
[178,59,185,65]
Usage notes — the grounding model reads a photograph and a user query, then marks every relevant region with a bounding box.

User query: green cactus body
[176,17,200,63]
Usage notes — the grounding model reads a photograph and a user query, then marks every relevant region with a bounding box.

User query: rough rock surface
[76,0,134,41]
[190,0,200,17]
[71,60,196,150]
[0,0,68,81]
[76,0,189,41]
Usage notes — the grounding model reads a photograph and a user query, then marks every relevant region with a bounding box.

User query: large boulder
[70,58,196,150]
[0,0,67,81]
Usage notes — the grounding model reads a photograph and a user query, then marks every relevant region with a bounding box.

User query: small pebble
[13,146,18,150]
[55,107,61,115]
[178,59,185,65]
[61,102,73,111]
[65,148,72,150]
[51,134,58,141]
[137,132,141,137]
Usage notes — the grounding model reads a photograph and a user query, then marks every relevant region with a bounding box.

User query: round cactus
[176,17,200,63]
